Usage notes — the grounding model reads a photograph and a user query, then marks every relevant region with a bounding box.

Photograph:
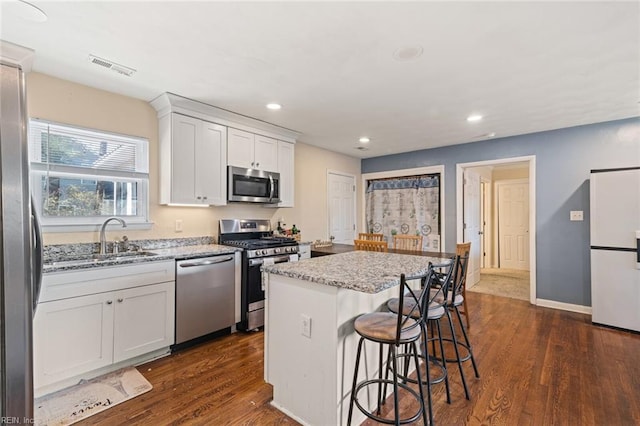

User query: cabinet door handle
[106,300,113,305]
[203,196,207,200]
[251,162,255,167]
[117,298,124,303]
[256,162,260,168]
[196,196,202,200]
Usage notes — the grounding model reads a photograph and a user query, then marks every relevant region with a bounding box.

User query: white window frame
[29,119,152,232]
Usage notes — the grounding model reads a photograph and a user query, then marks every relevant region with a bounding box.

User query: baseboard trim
[536,298,592,315]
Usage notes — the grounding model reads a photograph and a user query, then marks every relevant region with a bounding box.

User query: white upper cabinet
[160,113,227,206]
[275,141,295,207]
[254,134,278,172]
[228,128,278,172]
[151,93,299,207]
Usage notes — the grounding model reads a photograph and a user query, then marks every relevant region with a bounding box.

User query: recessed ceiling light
[467,114,483,122]
[359,137,370,143]
[393,46,424,61]
[266,103,282,110]
[7,0,47,22]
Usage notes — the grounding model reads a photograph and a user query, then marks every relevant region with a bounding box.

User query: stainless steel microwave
[228,166,280,203]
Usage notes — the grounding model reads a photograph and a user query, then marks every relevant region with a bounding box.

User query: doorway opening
[456,156,536,304]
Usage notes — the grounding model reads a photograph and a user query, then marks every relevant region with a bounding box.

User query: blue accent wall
[362,117,640,306]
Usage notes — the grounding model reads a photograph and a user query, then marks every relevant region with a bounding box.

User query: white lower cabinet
[113,282,174,363]
[34,262,175,393]
[34,292,115,387]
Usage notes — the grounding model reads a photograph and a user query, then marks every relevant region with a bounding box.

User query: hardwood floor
[78,292,640,425]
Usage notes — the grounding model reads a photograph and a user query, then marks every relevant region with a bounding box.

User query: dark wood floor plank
[74,292,640,425]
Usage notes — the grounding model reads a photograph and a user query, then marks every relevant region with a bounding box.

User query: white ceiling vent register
[88,54,136,77]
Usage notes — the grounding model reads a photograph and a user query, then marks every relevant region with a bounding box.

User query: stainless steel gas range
[219,219,299,330]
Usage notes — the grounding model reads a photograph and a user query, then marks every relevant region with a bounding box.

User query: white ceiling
[1,1,639,159]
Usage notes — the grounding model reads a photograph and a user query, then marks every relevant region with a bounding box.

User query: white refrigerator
[590,167,640,332]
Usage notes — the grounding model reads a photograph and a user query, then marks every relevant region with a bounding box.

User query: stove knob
[274,248,281,254]
[286,247,293,253]
[256,250,263,256]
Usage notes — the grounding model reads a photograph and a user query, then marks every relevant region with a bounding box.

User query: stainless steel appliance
[227,166,280,203]
[219,219,298,330]
[175,254,238,345]
[1,45,43,420]
[590,167,640,331]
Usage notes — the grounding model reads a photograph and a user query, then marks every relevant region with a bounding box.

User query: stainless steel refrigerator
[0,58,43,418]
[590,167,640,332]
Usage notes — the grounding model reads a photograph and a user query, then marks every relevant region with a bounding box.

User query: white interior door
[463,170,481,286]
[498,180,530,270]
[328,172,355,244]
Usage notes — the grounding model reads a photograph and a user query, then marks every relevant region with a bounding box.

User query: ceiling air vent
[88,54,136,77]
[355,146,369,151]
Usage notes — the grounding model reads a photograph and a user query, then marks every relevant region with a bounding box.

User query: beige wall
[26,73,361,245]
[492,166,529,181]
[276,142,362,242]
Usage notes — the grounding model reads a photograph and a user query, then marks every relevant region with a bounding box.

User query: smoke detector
[88,55,136,77]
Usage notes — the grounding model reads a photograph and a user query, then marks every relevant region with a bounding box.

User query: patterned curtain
[365,175,440,250]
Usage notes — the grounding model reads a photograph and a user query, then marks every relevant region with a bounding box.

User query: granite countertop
[262,250,450,294]
[43,243,241,274]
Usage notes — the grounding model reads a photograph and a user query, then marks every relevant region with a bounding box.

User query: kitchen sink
[49,251,158,267]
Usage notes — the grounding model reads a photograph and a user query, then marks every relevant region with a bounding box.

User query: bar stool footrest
[353,378,423,425]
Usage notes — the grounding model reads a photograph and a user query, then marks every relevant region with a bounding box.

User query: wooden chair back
[393,235,423,252]
[456,242,472,329]
[358,233,384,241]
[456,242,471,279]
[354,239,388,252]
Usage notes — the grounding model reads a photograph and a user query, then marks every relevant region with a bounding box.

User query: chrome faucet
[99,217,127,255]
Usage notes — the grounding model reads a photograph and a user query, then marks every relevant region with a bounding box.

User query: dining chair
[354,239,388,252]
[358,233,384,241]
[393,235,423,252]
[456,242,471,329]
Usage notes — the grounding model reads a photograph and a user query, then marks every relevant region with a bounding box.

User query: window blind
[29,119,148,179]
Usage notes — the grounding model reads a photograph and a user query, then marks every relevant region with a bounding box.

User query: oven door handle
[249,254,296,267]
[179,256,234,268]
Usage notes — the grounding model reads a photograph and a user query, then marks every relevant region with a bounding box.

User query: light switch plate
[570,211,583,221]
[175,219,183,232]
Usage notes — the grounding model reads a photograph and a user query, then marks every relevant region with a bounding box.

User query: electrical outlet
[570,211,583,221]
[175,219,183,232]
[300,314,311,338]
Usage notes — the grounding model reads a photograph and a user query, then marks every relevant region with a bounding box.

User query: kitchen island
[262,251,450,425]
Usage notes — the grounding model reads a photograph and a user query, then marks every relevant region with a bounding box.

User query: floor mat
[34,366,152,426]
[468,268,530,301]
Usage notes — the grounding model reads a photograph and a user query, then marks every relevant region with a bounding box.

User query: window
[29,119,150,230]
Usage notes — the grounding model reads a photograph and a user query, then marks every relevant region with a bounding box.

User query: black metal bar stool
[385,260,455,425]
[347,273,429,425]
[432,252,480,400]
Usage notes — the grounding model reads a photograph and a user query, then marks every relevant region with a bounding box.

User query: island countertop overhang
[262,250,451,294]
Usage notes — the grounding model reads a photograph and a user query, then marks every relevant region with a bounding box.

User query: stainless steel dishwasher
[175,254,236,344]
